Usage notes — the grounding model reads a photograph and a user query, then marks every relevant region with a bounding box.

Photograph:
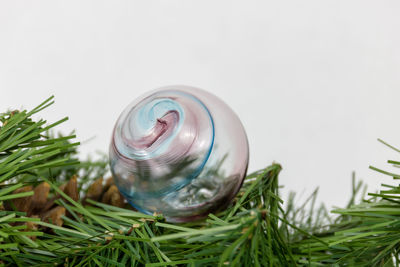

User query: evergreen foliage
[1,97,399,266]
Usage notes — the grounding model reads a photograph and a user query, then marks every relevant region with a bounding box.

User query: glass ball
[109,85,249,222]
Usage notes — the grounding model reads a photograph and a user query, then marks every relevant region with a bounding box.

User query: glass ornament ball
[109,85,249,222]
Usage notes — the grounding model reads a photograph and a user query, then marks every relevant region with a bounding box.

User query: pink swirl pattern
[110,85,249,222]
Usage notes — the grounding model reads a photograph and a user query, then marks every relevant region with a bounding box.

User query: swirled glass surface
[109,85,249,222]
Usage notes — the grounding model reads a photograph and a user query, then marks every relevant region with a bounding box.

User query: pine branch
[291,142,400,266]
[2,97,400,266]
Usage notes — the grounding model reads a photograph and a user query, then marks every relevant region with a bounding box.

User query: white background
[1,1,400,209]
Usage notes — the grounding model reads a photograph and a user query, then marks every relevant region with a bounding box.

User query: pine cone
[84,177,126,208]
[5,176,127,230]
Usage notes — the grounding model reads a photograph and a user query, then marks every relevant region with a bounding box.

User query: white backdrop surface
[1,1,400,208]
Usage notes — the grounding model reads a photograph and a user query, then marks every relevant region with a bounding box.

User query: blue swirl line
[116,90,215,200]
[127,98,184,160]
